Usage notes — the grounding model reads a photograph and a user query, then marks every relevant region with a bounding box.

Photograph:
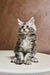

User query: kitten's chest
[20,36,32,51]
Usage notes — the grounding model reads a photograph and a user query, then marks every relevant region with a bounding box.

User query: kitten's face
[19,22,31,34]
[17,17,36,34]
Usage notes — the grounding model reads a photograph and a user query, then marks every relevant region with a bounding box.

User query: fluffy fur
[11,17,38,65]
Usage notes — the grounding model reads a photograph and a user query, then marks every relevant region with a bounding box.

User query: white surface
[0,50,50,75]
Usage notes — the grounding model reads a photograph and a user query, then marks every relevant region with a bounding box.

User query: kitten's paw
[24,53,32,65]
[24,60,31,65]
[31,57,38,63]
[11,57,17,63]
[11,57,23,64]
[18,60,24,64]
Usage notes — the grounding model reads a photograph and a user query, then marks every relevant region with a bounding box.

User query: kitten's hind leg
[11,52,24,64]
[31,56,38,63]
[11,56,17,63]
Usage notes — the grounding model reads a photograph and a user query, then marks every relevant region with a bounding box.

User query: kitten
[11,17,38,65]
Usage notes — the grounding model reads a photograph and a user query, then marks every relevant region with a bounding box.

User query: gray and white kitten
[11,17,38,65]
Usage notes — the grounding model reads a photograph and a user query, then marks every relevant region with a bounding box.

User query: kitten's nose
[23,29,25,31]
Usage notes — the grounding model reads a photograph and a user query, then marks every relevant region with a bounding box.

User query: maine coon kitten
[11,17,38,65]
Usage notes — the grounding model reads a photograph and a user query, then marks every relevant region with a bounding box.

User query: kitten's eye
[21,26,24,28]
[26,25,29,28]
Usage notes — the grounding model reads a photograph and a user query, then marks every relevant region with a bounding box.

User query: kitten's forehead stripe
[23,22,26,25]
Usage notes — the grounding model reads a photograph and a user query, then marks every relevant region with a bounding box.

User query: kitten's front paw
[24,60,31,65]
[18,59,23,64]
[24,53,32,65]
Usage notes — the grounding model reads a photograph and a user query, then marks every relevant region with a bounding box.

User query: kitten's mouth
[21,29,29,34]
[23,31,29,34]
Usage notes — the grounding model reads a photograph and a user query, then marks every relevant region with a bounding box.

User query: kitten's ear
[29,17,35,23]
[17,18,23,25]
[29,17,37,31]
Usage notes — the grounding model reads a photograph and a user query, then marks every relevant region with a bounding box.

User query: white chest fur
[20,36,32,51]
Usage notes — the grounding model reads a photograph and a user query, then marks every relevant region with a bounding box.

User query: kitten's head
[17,17,37,34]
